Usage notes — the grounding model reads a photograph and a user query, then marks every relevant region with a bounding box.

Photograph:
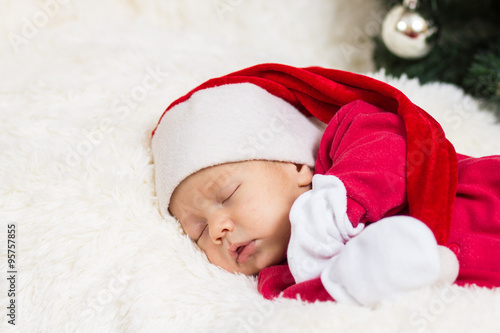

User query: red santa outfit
[261,98,500,305]
[151,63,500,305]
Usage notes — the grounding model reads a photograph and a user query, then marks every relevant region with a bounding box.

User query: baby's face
[169,160,312,276]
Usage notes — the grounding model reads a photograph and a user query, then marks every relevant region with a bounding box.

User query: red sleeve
[315,100,408,226]
[257,264,334,303]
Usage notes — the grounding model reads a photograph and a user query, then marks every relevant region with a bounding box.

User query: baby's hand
[287,174,364,284]
[320,216,444,306]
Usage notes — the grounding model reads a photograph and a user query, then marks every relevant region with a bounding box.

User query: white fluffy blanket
[1,1,500,332]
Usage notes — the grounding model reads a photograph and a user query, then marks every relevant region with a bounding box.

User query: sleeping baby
[151,63,500,306]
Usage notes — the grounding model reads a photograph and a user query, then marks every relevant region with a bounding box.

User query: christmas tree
[373,0,500,116]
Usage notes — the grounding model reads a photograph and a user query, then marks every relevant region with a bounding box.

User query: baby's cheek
[202,244,235,271]
[197,241,216,263]
[257,242,287,271]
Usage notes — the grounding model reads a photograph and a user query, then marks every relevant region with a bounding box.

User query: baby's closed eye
[221,184,240,204]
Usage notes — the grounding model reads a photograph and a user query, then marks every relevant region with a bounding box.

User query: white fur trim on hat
[152,83,324,217]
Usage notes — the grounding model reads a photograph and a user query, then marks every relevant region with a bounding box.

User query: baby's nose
[207,211,234,244]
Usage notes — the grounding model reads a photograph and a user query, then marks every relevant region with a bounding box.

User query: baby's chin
[218,259,264,276]
[210,240,288,276]
[229,263,270,277]
[236,249,287,276]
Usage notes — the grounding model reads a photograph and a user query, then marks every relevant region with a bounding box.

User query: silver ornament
[381,0,438,59]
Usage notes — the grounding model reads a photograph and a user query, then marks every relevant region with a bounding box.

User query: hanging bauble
[381,0,438,59]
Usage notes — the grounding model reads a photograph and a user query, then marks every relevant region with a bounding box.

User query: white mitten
[287,174,364,284]
[320,216,442,306]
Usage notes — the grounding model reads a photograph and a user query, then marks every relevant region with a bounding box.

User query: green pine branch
[374,0,500,116]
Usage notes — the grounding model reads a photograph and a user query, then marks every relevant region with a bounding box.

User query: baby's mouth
[236,245,245,255]
[229,240,256,264]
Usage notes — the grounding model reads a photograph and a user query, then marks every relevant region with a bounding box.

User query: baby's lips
[229,241,249,261]
[236,240,256,264]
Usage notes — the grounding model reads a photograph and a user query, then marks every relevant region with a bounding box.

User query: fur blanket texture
[1,1,499,332]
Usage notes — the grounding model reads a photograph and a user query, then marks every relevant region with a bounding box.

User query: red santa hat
[151,63,458,245]
[151,82,324,218]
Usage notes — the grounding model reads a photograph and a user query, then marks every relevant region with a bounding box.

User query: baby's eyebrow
[199,182,217,199]
[200,172,231,198]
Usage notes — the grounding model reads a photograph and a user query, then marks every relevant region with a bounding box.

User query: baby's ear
[295,164,313,187]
